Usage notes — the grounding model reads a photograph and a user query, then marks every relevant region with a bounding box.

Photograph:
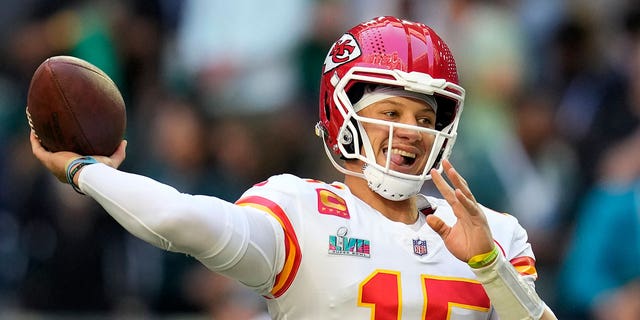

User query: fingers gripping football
[30,130,127,184]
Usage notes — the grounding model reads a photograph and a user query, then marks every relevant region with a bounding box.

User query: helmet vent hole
[437,39,458,81]
[375,29,384,53]
[363,29,385,54]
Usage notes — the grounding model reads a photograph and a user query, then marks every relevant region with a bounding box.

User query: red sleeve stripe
[236,195,301,298]
[494,240,537,277]
[509,256,537,277]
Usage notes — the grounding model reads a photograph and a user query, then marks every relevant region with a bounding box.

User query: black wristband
[65,156,98,194]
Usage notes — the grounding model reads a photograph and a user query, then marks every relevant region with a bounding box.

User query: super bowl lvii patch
[329,227,370,258]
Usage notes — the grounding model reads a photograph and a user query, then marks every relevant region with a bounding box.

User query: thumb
[95,140,127,169]
[110,140,127,167]
[426,214,450,238]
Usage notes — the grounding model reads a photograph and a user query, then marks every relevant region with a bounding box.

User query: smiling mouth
[384,148,417,167]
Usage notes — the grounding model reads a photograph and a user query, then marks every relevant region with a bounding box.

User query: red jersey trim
[510,256,538,278]
[236,195,302,298]
[494,240,537,278]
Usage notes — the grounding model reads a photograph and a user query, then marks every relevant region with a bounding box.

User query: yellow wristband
[468,246,499,269]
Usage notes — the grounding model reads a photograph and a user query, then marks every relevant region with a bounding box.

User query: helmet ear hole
[339,118,363,158]
[341,126,356,154]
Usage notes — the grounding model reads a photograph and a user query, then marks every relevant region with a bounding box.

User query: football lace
[25,106,40,140]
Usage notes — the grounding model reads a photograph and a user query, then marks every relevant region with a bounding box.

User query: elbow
[149,195,209,253]
[138,193,248,260]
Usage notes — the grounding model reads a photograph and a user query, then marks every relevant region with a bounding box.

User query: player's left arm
[428,159,557,320]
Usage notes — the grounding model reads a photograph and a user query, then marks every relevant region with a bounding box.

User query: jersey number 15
[358,270,491,319]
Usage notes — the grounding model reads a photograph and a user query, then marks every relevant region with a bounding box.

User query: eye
[382,110,399,118]
[417,116,435,128]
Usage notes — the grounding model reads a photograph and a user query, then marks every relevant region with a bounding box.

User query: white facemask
[354,85,437,201]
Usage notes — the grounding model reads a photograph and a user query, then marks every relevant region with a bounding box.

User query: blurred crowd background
[1,0,639,319]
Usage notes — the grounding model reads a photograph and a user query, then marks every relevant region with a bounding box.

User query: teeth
[391,148,416,159]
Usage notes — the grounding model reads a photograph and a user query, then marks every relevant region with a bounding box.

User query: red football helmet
[316,16,465,200]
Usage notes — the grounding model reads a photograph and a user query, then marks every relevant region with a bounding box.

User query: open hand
[427,159,495,262]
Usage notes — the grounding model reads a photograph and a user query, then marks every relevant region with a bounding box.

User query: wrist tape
[472,253,545,320]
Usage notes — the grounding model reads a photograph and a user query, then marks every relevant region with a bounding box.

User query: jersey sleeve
[235,174,311,298]
[79,163,285,295]
[480,205,538,284]
[506,219,538,281]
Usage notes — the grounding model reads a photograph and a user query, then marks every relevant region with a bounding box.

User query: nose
[393,121,422,142]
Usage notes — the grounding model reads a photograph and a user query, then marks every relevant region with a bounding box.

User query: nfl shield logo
[413,239,428,256]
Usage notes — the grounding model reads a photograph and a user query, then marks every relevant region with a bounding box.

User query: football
[26,55,126,156]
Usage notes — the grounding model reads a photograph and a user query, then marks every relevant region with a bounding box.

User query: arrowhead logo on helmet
[323,34,361,73]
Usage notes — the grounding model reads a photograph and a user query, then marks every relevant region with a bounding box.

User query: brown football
[26,56,126,155]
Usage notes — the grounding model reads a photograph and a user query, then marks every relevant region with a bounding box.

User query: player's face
[358,96,437,175]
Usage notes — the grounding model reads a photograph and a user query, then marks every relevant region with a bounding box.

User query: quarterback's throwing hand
[30,130,127,183]
[427,160,495,262]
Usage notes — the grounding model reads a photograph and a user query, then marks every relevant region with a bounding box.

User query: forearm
[78,164,190,251]
[77,163,284,290]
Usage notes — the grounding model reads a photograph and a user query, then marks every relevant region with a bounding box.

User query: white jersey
[237,174,537,320]
[79,164,538,320]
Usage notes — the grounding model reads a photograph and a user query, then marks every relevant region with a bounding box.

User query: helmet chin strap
[362,164,425,201]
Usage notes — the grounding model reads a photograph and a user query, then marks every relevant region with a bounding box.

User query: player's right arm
[81,163,285,293]
[30,131,285,295]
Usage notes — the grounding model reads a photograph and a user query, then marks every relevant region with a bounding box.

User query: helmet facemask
[317,67,464,201]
